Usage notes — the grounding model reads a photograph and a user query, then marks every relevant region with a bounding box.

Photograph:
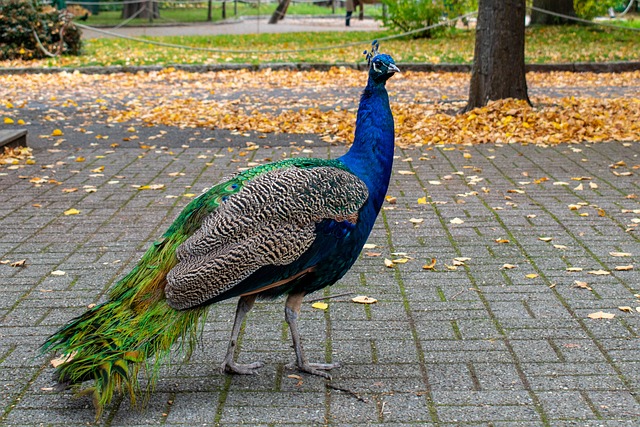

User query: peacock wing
[165,165,368,310]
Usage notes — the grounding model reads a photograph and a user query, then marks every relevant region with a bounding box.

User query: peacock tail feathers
[40,156,354,418]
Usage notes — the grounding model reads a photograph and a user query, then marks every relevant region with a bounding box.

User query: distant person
[346,0,354,26]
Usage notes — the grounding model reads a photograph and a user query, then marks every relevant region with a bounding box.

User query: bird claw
[221,360,264,375]
[286,361,340,379]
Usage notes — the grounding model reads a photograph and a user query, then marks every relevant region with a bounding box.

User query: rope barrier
[75,11,477,55]
[528,5,640,31]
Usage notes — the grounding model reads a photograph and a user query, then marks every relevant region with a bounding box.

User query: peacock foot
[286,361,341,379]
[221,360,264,375]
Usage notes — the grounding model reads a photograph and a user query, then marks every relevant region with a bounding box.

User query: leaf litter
[1,70,639,149]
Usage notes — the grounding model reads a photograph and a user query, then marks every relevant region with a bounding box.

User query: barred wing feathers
[166,164,369,310]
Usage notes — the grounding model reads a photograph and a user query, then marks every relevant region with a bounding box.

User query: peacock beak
[387,64,401,74]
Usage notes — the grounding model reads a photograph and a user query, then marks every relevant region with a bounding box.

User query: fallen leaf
[91,166,105,173]
[384,258,395,268]
[365,252,382,257]
[573,280,592,290]
[538,237,553,242]
[587,311,615,320]
[409,218,424,225]
[588,270,611,275]
[495,239,510,244]
[311,302,328,310]
[417,197,427,205]
[138,184,165,190]
[398,170,415,175]
[502,263,517,269]
[352,295,377,304]
[615,265,633,271]
[287,374,303,380]
[10,259,26,267]
[566,267,583,272]
[50,352,76,368]
[450,218,464,224]
[618,306,633,313]
[64,208,80,216]
[610,252,632,257]
[553,244,568,249]
[51,129,63,136]
[363,243,377,249]
[422,258,437,270]
[50,270,66,276]
[525,273,539,279]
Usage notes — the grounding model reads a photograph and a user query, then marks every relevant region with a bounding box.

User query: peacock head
[364,40,400,84]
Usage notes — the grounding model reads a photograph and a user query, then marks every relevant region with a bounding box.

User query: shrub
[574,0,620,20]
[379,0,445,38]
[0,0,82,60]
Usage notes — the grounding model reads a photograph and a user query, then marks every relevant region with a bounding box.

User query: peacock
[41,41,399,419]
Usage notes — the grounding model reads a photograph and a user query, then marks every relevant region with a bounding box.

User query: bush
[379,0,445,38]
[574,0,620,20]
[0,0,82,60]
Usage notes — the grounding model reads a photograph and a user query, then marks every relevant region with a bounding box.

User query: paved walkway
[81,16,381,39]
[0,72,639,426]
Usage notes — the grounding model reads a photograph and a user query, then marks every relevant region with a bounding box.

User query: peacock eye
[372,61,381,73]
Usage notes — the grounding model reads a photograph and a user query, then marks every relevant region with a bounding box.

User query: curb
[1,61,639,75]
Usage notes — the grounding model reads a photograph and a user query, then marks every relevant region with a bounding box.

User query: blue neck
[339,78,395,213]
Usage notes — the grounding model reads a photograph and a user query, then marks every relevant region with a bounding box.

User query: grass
[2,22,639,68]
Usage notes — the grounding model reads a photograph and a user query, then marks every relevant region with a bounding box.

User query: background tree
[122,0,159,20]
[462,0,530,113]
[530,0,576,25]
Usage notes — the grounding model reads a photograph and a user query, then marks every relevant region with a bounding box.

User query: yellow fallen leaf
[614,265,633,271]
[502,263,517,269]
[311,302,328,310]
[62,188,78,193]
[566,267,583,272]
[10,259,26,267]
[393,258,409,264]
[587,311,615,320]
[91,166,105,173]
[386,196,397,204]
[553,244,568,249]
[525,273,539,279]
[573,280,592,290]
[618,306,633,313]
[138,184,165,190]
[64,208,80,216]
[183,193,196,198]
[610,252,632,257]
[398,170,415,175]
[422,258,436,270]
[4,117,14,124]
[50,352,76,368]
[588,270,610,275]
[384,258,395,268]
[495,239,510,244]
[538,237,553,242]
[75,157,85,162]
[352,295,377,304]
[417,197,427,205]
[51,129,63,136]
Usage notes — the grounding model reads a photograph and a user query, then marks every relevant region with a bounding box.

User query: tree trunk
[269,0,292,24]
[461,0,530,113]
[530,0,576,25]
[122,1,160,20]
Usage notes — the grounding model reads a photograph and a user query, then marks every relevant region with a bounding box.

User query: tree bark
[461,0,530,113]
[269,0,292,24]
[122,1,160,20]
[530,0,576,25]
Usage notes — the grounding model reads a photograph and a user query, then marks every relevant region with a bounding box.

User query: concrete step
[0,129,28,149]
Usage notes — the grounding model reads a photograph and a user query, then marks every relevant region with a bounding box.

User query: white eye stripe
[372,62,381,72]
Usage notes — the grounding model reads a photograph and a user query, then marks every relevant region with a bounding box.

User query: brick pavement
[1,75,639,426]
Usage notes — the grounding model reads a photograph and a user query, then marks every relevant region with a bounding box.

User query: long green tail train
[40,183,231,419]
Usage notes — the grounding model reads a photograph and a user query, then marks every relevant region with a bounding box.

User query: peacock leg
[220,294,264,375]
[284,291,340,379]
